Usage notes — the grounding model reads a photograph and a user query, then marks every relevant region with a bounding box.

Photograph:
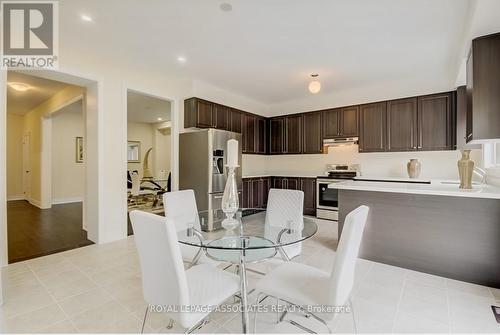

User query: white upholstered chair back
[163,189,201,232]
[264,188,304,259]
[130,171,140,196]
[130,210,191,326]
[328,205,369,307]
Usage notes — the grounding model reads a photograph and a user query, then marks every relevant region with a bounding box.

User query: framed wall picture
[127,141,141,163]
[76,137,84,163]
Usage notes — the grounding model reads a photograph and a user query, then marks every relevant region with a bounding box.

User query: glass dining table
[177,208,318,333]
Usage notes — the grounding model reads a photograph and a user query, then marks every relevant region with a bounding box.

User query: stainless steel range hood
[323,137,358,147]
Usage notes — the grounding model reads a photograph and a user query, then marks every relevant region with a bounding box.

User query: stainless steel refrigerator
[179,129,242,231]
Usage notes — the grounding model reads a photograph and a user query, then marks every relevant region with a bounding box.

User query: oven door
[317,180,339,209]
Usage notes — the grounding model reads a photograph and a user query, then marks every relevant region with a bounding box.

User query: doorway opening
[126,89,172,235]
[6,71,93,263]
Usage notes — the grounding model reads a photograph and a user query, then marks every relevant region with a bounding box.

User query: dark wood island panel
[338,189,500,288]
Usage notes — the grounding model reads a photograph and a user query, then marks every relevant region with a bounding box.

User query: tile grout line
[389,271,408,333]
[444,279,452,334]
[64,249,154,333]
[25,261,80,333]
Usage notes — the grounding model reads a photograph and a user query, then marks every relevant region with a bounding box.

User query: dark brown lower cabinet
[242,177,271,209]
[300,178,316,216]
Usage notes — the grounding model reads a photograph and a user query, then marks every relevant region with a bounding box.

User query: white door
[23,133,31,200]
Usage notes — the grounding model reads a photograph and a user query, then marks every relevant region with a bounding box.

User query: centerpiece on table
[221,139,240,231]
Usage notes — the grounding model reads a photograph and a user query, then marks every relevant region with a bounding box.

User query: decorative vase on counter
[458,150,474,189]
[407,159,421,179]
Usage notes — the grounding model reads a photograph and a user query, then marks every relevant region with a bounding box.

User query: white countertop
[328,179,500,199]
[243,174,319,179]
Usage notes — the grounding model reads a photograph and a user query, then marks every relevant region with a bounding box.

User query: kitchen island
[330,180,500,288]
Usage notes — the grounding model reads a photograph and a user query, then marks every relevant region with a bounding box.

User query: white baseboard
[28,198,43,209]
[7,195,25,201]
[52,197,83,205]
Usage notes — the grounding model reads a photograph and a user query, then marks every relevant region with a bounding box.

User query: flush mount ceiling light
[8,82,30,92]
[220,3,232,12]
[80,14,93,22]
[177,56,187,64]
[157,117,163,121]
[308,74,321,94]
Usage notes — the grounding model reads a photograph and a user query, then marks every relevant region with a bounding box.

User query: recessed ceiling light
[81,14,93,22]
[8,82,30,92]
[220,3,232,12]
[177,56,187,64]
[157,117,163,121]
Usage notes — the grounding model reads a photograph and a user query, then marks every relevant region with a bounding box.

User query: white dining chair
[163,189,219,267]
[264,188,304,261]
[254,205,369,333]
[130,210,240,333]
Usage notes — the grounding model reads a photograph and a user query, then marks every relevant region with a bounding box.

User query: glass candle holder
[221,165,240,231]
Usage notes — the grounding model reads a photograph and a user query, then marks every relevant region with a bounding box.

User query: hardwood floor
[7,200,94,263]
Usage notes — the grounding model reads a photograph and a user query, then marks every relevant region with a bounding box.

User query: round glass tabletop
[177,208,318,251]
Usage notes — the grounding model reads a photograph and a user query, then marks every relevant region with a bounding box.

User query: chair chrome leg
[264,294,333,334]
[276,297,280,324]
[348,298,357,334]
[287,319,316,334]
[254,293,264,333]
[141,305,149,334]
[185,318,209,334]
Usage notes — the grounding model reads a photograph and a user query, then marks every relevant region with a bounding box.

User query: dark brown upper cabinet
[467,32,500,143]
[229,109,242,133]
[284,115,303,154]
[242,114,256,154]
[340,106,359,137]
[302,112,323,154]
[322,109,341,138]
[386,98,418,151]
[322,107,359,139]
[213,104,229,130]
[359,102,387,152]
[184,98,214,128]
[417,93,453,151]
[456,86,480,150]
[255,117,267,154]
[269,117,285,154]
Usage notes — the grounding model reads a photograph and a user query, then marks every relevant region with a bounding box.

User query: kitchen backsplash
[242,145,483,180]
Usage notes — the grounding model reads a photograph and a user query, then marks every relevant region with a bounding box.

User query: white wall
[1,70,8,295]
[51,100,85,204]
[50,49,191,243]
[244,146,482,180]
[6,113,24,200]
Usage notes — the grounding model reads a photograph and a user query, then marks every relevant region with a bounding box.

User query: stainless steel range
[316,164,360,221]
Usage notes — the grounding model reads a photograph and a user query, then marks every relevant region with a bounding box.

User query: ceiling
[127,90,171,123]
[59,0,472,104]
[7,71,76,115]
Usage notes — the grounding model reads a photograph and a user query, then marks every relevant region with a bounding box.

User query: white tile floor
[1,219,499,333]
